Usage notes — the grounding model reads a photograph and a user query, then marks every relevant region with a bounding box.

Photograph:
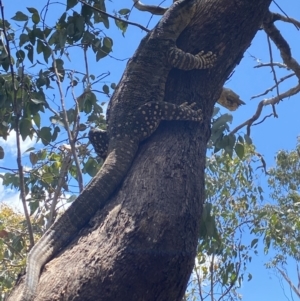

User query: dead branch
[132,0,168,15]
[254,62,287,68]
[263,15,300,78]
[276,267,300,298]
[253,113,272,126]
[230,11,300,136]
[266,35,279,117]
[270,12,300,30]
[44,38,84,193]
[251,73,295,99]
[230,84,300,136]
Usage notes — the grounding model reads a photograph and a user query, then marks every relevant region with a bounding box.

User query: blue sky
[0,0,300,300]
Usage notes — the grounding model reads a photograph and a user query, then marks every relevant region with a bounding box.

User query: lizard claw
[196,51,217,68]
[179,102,203,121]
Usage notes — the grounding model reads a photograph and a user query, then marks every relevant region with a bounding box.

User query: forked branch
[231,11,300,135]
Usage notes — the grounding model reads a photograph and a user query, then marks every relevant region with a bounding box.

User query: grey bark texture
[9,0,272,300]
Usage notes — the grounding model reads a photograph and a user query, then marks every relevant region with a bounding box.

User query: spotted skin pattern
[89,102,202,159]
[89,129,108,160]
[19,1,216,300]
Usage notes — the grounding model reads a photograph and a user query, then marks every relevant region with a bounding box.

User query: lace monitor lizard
[19,1,216,300]
[90,1,246,159]
[89,89,245,159]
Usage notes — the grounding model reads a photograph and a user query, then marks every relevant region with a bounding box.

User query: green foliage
[0,0,121,293]
[0,204,42,300]
[186,146,265,300]
[186,137,300,300]
[0,0,118,230]
[260,139,300,263]
[210,107,250,159]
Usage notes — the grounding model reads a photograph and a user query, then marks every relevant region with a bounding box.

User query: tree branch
[251,73,295,99]
[44,38,84,193]
[230,12,300,135]
[78,0,150,32]
[132,0,168,15]
[230,84,300,136]
[277,267,300,298]
[270,12,300,29]
[263,15,300,78]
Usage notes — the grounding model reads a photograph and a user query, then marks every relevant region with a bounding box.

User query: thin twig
[46,152,72,229]
[44,37,84,192]
[210,254,214,301]
[266,35,280,117]
[194,263,204,301]
[230,16,300,136]
[254,62,287,68]
[0,166,19,172]
[276,267,300,298]
[40,0,51,31]
[83,45,90,88]
[255,151,268,174]
[70,72,82,158]
[230,84,300,136]
[78,0,150,33]
[217,247,241,301]
[251,73,295,99]
[253,113,273,126]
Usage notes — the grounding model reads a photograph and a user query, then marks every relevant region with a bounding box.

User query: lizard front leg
[90,101,201,158]
[168,48,217,70]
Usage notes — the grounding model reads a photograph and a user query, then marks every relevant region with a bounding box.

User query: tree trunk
[10,0,272,300]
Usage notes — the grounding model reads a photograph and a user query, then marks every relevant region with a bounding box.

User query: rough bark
[9,0,272,300]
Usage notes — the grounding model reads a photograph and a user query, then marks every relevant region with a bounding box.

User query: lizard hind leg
[132,100,203,141]
[89,129,109,160]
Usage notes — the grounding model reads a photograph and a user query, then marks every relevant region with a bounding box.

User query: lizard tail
[20,139,139,301]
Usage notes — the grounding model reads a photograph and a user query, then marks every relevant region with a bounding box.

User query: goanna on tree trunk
[8,0,272,300]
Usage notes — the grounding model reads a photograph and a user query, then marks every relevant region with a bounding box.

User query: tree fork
[9,0,272,300]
